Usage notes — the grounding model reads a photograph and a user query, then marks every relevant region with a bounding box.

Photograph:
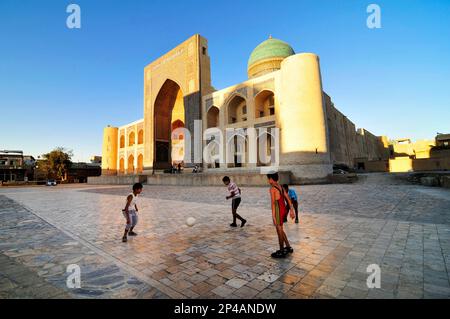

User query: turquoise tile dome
[248,37,295,69]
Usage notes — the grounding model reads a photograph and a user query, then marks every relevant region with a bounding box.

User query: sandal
[271,250,286,259]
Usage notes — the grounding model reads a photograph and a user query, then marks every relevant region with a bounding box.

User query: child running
[222,176,247,228]
[122,183,143,243]
[282,184,299,224]
[267,172,294,258]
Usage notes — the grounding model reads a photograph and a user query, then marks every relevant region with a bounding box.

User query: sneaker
[283,246,294,254]
[230,223,238,227]
[271,250,286,259]
[241,219,247,228]
[295,219,299,224]
[122,237,127,243]
[128,231,138,236]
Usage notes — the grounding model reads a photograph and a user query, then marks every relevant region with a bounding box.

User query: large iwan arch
[153,79,185,169]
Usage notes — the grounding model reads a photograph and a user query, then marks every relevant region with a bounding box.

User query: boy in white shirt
[122,183,143,242]
[222,176,247,228]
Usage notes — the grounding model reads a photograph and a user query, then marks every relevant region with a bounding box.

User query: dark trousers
[231,198,244,223]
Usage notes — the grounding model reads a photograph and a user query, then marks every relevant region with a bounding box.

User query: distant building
[0,150,33,182]
[436,134,450,148]
[67,162,101,183]
[387,134,450,172]
[90,156,102,165]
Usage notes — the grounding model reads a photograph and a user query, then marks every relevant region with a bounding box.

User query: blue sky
[0,0,449,162]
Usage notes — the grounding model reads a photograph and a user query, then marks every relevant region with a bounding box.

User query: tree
[41,147,73,181]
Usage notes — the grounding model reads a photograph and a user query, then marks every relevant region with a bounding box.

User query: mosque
[99,34,389,184]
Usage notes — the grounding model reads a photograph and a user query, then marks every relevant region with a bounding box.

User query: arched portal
[227,95,247,124]
[153,79,185,169]
[138,130,144,144]
[129,131,135,147]
[127,154,135,174]
[119,158,125,174]
[255,90,275,118]
[207,106,219,128]
[137,154,144,173]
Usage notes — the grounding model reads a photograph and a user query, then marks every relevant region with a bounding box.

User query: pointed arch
[153,79,185,169]
[255,90,275,118]
[119,157,125,174]
[137,154,144,173]
[226,94,247,124]
[129,131,135,147]
[127,154,135,174]
[207,106,220,128]
[138,129,144,145]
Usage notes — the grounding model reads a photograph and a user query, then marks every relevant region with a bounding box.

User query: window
[269,107,275,116]
[242,105,247,114]
[202,47,207,55]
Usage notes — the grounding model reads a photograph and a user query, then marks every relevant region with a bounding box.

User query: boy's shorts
[123,210,138,230]
[274,202,286,226]
[231,197,241,210]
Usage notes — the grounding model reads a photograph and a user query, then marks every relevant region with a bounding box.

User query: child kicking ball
[122,183,143,243]
[222,176,247,228]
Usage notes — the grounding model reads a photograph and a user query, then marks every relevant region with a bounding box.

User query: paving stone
[225,278,248,289]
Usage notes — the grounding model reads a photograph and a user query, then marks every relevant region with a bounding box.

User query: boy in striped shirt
[222,176,247,228]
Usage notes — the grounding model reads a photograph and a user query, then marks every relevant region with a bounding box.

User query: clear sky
[1,0,449,162]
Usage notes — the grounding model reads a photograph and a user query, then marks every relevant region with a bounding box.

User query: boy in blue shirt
[283,184,299,223]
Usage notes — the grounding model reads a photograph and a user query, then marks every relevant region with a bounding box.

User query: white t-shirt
[127,193,138,210]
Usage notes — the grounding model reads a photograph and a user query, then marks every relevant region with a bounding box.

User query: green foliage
[41,147,73,181]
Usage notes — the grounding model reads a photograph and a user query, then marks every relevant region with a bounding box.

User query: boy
[282,184,299,224]
[122,183,143,243]
[267,173,294,258]
[222,176,247,228]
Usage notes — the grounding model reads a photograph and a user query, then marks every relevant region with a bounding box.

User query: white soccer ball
[186,217,196,227]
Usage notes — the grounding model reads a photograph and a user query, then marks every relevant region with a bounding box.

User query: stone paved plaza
[1,174,450,299]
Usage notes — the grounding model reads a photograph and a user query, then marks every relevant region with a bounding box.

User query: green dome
[248,38,295,68]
